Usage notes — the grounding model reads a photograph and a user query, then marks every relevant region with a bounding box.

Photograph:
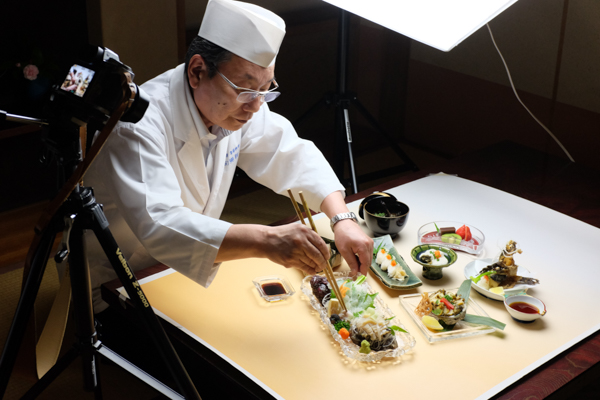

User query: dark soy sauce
[262,282,287,295]
[510,302,539,314]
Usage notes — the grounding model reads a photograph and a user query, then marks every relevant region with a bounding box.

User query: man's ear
[187,54,206,89]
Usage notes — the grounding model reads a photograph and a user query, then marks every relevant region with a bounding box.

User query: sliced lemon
[490,287,505,296]
[422,315,444,331]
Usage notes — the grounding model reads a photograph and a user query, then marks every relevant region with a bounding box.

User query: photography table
[102,141,600,399]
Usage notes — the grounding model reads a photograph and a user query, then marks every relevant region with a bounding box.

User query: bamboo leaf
[463,314,506,330]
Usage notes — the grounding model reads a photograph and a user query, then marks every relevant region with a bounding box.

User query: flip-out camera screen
[60,64,95,98]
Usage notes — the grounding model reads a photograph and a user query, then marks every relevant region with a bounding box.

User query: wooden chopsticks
[287,189,347,312]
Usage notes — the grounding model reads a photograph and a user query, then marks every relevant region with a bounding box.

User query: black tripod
[293,9,418,194]
[0,122,201,398]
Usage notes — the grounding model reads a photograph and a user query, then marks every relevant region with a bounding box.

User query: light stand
[293,9,418,194]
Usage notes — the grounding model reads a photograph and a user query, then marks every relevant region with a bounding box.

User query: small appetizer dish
[504,295,546,323]
[400,280,506,343]
[410,244,457,280]
[252,276,295,302]
[465,240,539,301]
[417,221,485,255]
[301,272,415,361]
[363,196,409,238]
[371,235,422,289]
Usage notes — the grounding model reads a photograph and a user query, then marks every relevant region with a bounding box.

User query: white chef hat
[198,0,286,68]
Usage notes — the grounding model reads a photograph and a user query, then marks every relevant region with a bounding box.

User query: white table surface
[132,174,600,399]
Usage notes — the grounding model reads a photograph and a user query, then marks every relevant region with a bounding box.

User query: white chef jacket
[84,64,344,312]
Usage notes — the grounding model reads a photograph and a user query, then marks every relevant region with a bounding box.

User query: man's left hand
[332,219,373,277]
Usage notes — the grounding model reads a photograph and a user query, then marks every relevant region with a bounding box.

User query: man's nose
[243,95,263,113]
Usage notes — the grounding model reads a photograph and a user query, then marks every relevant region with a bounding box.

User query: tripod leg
[0,227,56,398]
[88,199,201,400]
[351,99,419,172]
[292,97,331,129]
[68,220,102,395]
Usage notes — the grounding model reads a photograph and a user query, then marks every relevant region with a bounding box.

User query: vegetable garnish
[440,297,454,310]
[338,327,350,340]
[463,314,506,330]
[390,325,408,333]
[470,270,496,283]
[334,320,351,332]
[433,250,442,260]
[354,275,367,286]
[457,279,505,330]
[434,222,440,234]
[339,284,349,298]
[373,241,384,256]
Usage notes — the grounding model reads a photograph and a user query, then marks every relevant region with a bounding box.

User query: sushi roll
[381,254,394,271]
[375,248,388,265]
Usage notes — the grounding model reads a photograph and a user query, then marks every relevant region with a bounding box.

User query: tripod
[0,97,201,399]
[293,9,418,194]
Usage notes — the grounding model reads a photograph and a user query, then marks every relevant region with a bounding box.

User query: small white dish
[504,295,547,323]
[464,259,537,301]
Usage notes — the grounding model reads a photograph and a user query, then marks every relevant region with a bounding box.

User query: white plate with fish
[463,259,537,301]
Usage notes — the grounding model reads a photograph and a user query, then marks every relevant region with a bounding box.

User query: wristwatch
[330,212,358,230]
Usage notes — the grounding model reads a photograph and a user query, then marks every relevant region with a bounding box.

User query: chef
[85,0,373,314]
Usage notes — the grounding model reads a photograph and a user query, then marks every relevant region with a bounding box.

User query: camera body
[49,46,149,130]
[40,46,149,182]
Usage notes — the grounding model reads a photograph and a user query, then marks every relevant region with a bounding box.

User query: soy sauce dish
[253,276,295,302]
[504,295,547,323]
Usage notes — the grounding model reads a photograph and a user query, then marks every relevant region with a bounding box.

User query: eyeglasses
[216,69,280,103]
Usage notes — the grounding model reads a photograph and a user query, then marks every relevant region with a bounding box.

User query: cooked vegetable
[440,297,454,310]
[338,327,350,340]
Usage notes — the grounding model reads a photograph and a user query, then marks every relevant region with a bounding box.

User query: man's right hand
[216,223,330,275]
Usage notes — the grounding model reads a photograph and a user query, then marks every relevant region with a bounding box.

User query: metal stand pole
[294,9,418,194]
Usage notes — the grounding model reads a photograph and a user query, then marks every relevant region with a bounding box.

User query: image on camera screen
[60,64,95,98]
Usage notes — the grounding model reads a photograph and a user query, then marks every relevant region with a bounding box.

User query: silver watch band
[330,212,358,230]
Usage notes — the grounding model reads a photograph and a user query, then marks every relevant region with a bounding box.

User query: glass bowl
[300,272,416,362]
[417,221,485,255]
[252,276,295,302]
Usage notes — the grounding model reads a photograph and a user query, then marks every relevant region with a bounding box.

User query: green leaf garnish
[390,325,407,333]
[463,314,506,330]
[354,275,366,285]
[470,271,495,283]
[434,222,440,234]
[457,279,472,304]
[333,320,351,331]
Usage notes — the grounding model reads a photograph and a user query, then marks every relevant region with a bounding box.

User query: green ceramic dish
[371,235,423,290]
[410,244,458,280]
